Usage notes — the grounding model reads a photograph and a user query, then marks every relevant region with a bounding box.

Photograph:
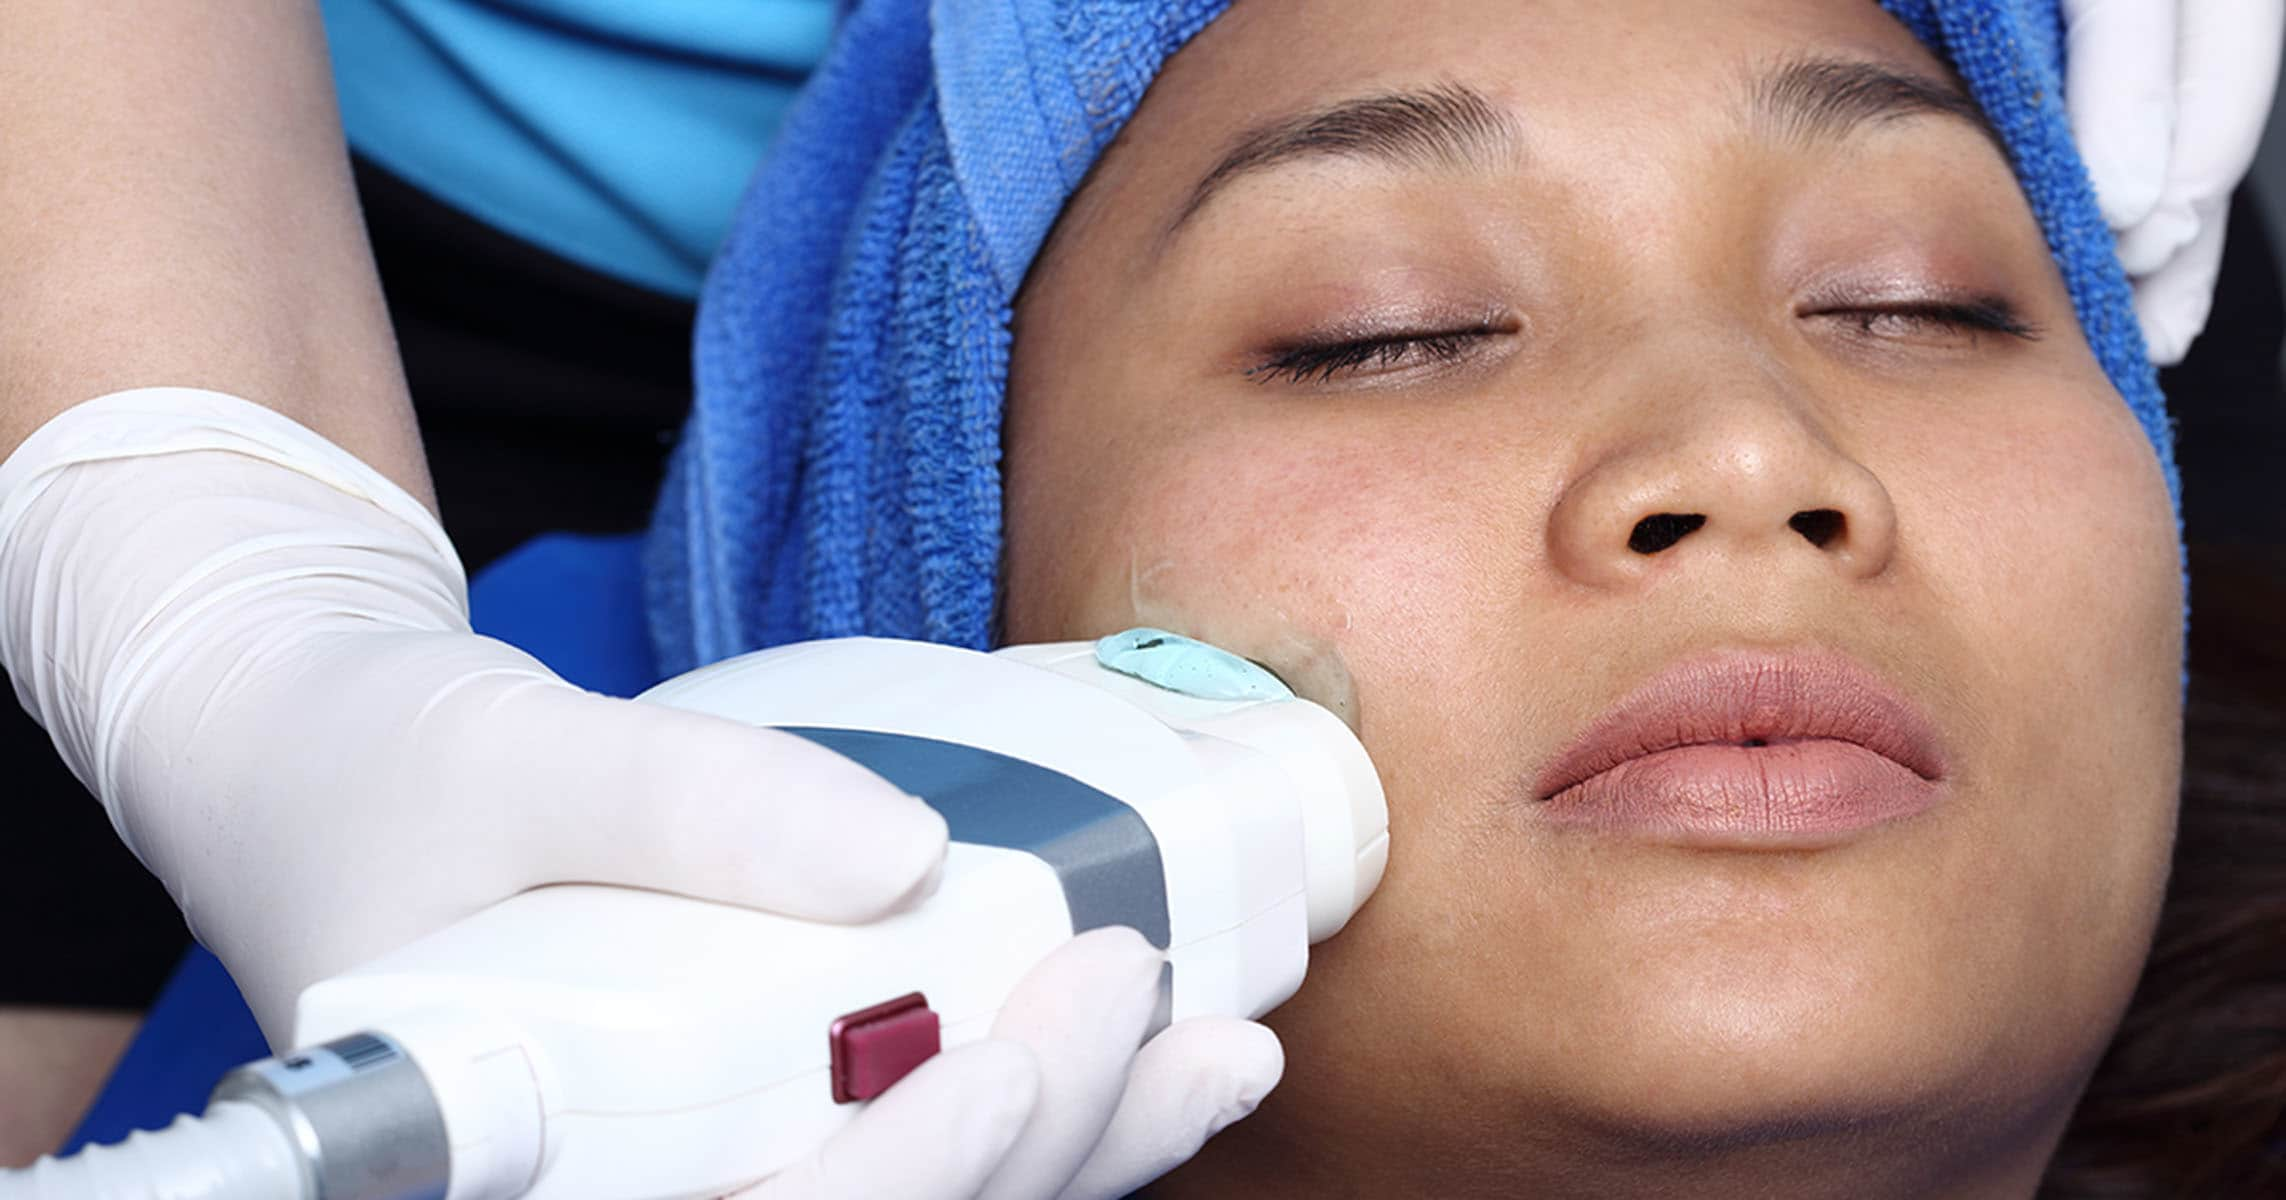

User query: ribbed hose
[0,1100,303,1200]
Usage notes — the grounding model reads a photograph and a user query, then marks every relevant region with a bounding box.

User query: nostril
[1628,513,1706,554]
[1789,509,1846,548]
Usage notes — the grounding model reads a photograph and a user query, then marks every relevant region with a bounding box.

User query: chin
[1506,937,2083,1158]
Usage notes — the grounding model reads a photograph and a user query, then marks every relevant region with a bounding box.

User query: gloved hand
[2062,0,2285,365]
[738,927,1282,1200]
[0,386,958,1048]
[0,387,1278,1199]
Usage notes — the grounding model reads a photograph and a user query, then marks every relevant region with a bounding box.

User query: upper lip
[1531,649,1950,801]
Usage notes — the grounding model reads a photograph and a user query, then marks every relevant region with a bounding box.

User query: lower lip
[1538,739,1940,847]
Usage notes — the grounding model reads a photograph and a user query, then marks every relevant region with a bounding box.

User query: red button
[829,993,941,1104]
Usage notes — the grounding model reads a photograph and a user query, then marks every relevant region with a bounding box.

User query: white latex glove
[1,387,1281,1199]
[2063,0,2285,365]
[0,386,950,1048]
[736,927,1284,1200]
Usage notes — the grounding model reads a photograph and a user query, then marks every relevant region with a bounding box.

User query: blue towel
[646,0,2176,673]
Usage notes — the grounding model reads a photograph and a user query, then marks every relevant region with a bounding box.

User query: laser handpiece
[4,634,1386,1200]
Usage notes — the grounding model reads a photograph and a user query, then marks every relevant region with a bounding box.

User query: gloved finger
[1057,1017,1284,1200]
[508,686,949,922]
[728,1040,1041,1200]
[2113,0,2281,277]
[2113,190,2201,276]
[976,926,1169,1200]
[2062,0,2179,230]
[2165,0,2283,197]
[2132,197,2231,365]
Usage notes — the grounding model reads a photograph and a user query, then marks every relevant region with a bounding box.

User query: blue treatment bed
[62,529,659,1154]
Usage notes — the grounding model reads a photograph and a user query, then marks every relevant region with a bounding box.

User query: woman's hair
[2043,544,2286,1197]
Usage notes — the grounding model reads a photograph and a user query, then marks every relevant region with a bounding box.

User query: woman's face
[999,0,2183,1194]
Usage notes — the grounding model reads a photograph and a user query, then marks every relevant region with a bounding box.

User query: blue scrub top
[321,0,837,298]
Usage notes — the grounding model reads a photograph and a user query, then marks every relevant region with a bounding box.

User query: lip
[1532,650,1950,846]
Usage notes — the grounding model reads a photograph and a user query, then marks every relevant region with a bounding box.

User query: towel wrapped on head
[644,0,2175,676]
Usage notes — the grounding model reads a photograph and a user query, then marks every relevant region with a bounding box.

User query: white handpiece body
[288,637,1387,1200]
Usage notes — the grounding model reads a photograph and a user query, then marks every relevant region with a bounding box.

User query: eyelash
[1245,300,2041,386]
[1247,329,1490,385]
[1821,298,2044,342]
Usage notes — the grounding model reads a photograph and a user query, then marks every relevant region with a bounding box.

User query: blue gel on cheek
[1094,628,1295,702]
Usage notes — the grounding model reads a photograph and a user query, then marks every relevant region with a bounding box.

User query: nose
[1545,357,1898,590]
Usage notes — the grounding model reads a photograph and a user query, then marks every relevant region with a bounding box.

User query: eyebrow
[1166,58,2003,237]
[1749,55,2003,154]
[1167,82,1521,232]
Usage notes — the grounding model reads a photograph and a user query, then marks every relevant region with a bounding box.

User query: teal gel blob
[1093,628,1295,702]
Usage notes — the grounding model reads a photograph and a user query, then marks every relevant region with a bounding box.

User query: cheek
[1901,375,2179,774]
[1001,409,1554,916]
[1011,412,1529,709]
[1889,375,2182,1010]
[1066,421,1566,927]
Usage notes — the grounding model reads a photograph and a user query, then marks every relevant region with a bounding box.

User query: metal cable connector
[1,1032,449,1200]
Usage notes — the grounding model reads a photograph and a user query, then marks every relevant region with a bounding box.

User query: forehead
[1159,0,1949,117]
[1051,0,1965,254]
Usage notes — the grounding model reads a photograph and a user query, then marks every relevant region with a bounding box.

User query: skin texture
[998,1,2184,1196]
[0,2,430,498]
[0,1010,134,1166]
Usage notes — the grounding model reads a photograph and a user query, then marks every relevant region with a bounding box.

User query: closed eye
[1247,325,1506,385]
[1810,298,2043,342]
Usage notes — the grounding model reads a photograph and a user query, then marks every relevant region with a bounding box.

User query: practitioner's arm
[0,1,429,501]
